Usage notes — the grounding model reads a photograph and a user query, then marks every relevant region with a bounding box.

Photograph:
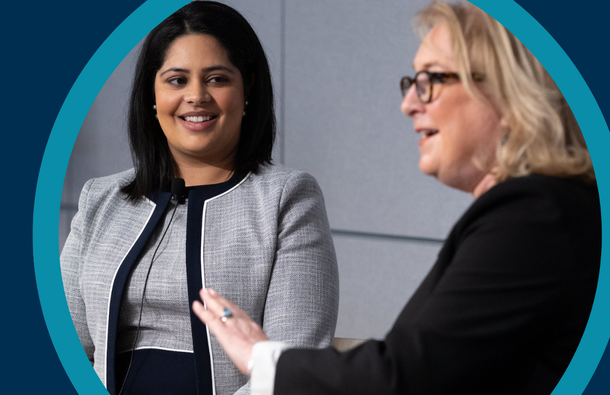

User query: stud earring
[153,104,158,119]
[243,100,249,117]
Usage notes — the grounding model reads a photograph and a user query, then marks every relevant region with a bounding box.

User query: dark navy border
[4,1,145,393]
[7,1,607,394]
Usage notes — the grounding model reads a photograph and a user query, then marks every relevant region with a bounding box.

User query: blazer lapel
[104,190,172,394]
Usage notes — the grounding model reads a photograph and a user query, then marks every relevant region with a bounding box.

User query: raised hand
[192,288,270,374]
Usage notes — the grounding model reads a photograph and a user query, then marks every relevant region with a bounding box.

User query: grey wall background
[60,0,473,340]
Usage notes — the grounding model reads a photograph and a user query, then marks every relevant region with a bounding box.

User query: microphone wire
[118,195,181,395]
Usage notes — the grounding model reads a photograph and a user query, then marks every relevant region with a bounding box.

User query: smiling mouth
[420,129,439,138]
[180,115,218,123]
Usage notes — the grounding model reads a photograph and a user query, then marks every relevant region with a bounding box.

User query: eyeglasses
[400,70,484,103]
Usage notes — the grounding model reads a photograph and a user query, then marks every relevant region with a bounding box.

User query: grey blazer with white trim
[60,164,339,395]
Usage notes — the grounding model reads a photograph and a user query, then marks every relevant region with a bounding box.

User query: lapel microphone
[171,178,186,204]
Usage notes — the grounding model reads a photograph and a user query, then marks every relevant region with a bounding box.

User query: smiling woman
[60,2,339,395]
[154,34,246,185]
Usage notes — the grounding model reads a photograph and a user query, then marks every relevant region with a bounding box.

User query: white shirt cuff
[250,341,291,395]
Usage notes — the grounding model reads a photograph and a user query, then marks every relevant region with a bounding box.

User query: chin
[418,161,438,178]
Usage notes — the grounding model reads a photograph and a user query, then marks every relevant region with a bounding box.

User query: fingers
[192,300,216,326]
[192,289,270,375]
[199,288,240,318]
[199,288,223,316]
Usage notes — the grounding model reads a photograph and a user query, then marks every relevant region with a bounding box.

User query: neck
[174,161,235,186]
[171,147,238,186]
[472,173,497,199]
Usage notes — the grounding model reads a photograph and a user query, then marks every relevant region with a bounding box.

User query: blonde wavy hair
[416,1,594,181]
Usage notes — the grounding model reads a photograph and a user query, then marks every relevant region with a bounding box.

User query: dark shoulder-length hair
[122,0,275,200]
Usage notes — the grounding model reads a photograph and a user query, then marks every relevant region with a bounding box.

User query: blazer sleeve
[60,178,96,364]
[262,171,339,348]
[273,181,599,394]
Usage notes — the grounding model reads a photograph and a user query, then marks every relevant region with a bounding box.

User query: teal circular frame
[32,0,609,394]
[33,0,189,394]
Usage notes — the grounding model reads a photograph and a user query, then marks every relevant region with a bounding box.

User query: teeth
[185,115,213,122]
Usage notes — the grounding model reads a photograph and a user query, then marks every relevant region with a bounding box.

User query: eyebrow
[159,65,235,76]
[413,61,444,71]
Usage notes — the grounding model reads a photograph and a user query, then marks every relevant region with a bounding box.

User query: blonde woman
[191,2,600,394]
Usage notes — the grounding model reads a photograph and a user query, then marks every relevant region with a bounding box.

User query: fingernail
[208,288,216,295]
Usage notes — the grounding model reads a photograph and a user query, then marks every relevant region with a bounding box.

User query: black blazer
[274,175,601,395]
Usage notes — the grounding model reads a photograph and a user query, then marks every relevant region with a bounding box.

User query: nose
[185,82,211,105]
[401,84,424,118]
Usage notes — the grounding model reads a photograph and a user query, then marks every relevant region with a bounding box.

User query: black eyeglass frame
[400,70,485,103]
